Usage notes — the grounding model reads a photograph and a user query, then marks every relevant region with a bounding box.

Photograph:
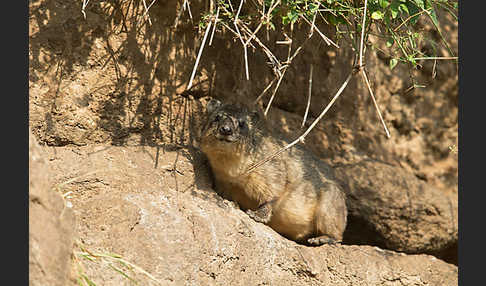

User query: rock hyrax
[200,99,347,245]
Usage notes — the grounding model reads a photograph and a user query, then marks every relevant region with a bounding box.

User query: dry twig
[264,26,295,116]
[187,21,212,90]
[209,7,220,46]
[141,0,157,25]
[81,0,90,19]
[302,64,313,128]
[254,77,277,104]
[299,14,339,48]
[183,0,193,21]
[233,0,250,80]
[358,0,391,138]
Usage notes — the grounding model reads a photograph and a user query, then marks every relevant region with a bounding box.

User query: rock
[29,131,76,286]
[334,159,457,259]
[45,145,457,285]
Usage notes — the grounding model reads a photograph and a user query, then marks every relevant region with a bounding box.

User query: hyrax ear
[206,99,222,115]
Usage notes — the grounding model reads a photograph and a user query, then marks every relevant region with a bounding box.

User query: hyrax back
[200,99,347,245]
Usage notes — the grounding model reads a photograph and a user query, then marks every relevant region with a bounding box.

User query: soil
[29,0,458,285]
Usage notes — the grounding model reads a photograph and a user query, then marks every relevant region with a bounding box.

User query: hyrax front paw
[307,235,340,246]
[246,203,272,223]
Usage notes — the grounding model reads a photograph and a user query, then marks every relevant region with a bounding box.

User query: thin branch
[209,7,220,46]
[220,22,256,50]
[264,25,295,116]
[309,9,317,38]
[287,40,308,63]
[243,46,250,80]
[302,64,313,128]
[299,14,339,48]
[244,21,265,46]
[187,21,212,90]
[183,0,193,21]
[173,0,185,28]
[412,56,458,60]
[358,0,391,138]
[234,0,245,35]
[234,0,250,80]
[240,24,277,64]
[254,77,277,104]
[227,0,234,12]
[359,0,368,68]
[432,58,437,79]
[361,69,391,138]
[243,0,279,47]
[81,0,90,19]
[264,71,287,116]
[393,8,430,32]
[259,21,313,116]
[142,0,157,25]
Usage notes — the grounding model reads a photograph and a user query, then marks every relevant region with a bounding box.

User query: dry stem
[187,21,212,90]
[359,0,368,68]
[183,0,193,21]
[299,14,339,48]
[234,0,250,80]
[262,22,316,116]
[209,7,220,46]
[81,0,90,19]
[141,0,157,25]
[302,64,313,128]
[360,69,391,138]
[358,0,391,138]
[264,26,294,116]
[254,77,277,104]
[413,56,458,60]
[264,71,287,116]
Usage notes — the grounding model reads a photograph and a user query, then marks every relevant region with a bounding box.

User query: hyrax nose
[219,124,233,136]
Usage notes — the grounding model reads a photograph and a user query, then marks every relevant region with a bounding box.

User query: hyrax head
[200,99,263,154]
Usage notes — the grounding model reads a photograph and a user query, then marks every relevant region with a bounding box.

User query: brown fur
[200,100,347,245]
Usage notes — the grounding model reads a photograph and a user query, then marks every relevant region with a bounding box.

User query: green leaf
[264,0,273,7]
[405,1,420,25]
[288,10,299,24]
[327,13,346,25]
[425,0,439,27]
[268,21,275,30]
[379,0,390,8]
[413,0,425,9]
[399,3,409,14]
[384,13,391,26]
[308,2,319,12]
[389,0,399,18]
[386,37,394,47]
[390,58,398,70]
[407,55,417,66]
[371,11,384,20]
[281,15,289,25]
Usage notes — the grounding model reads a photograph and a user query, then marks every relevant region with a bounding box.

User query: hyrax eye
[238,119,246,128]
[213,114,222,122]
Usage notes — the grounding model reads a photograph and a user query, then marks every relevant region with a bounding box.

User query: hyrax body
[200,100,347,245]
